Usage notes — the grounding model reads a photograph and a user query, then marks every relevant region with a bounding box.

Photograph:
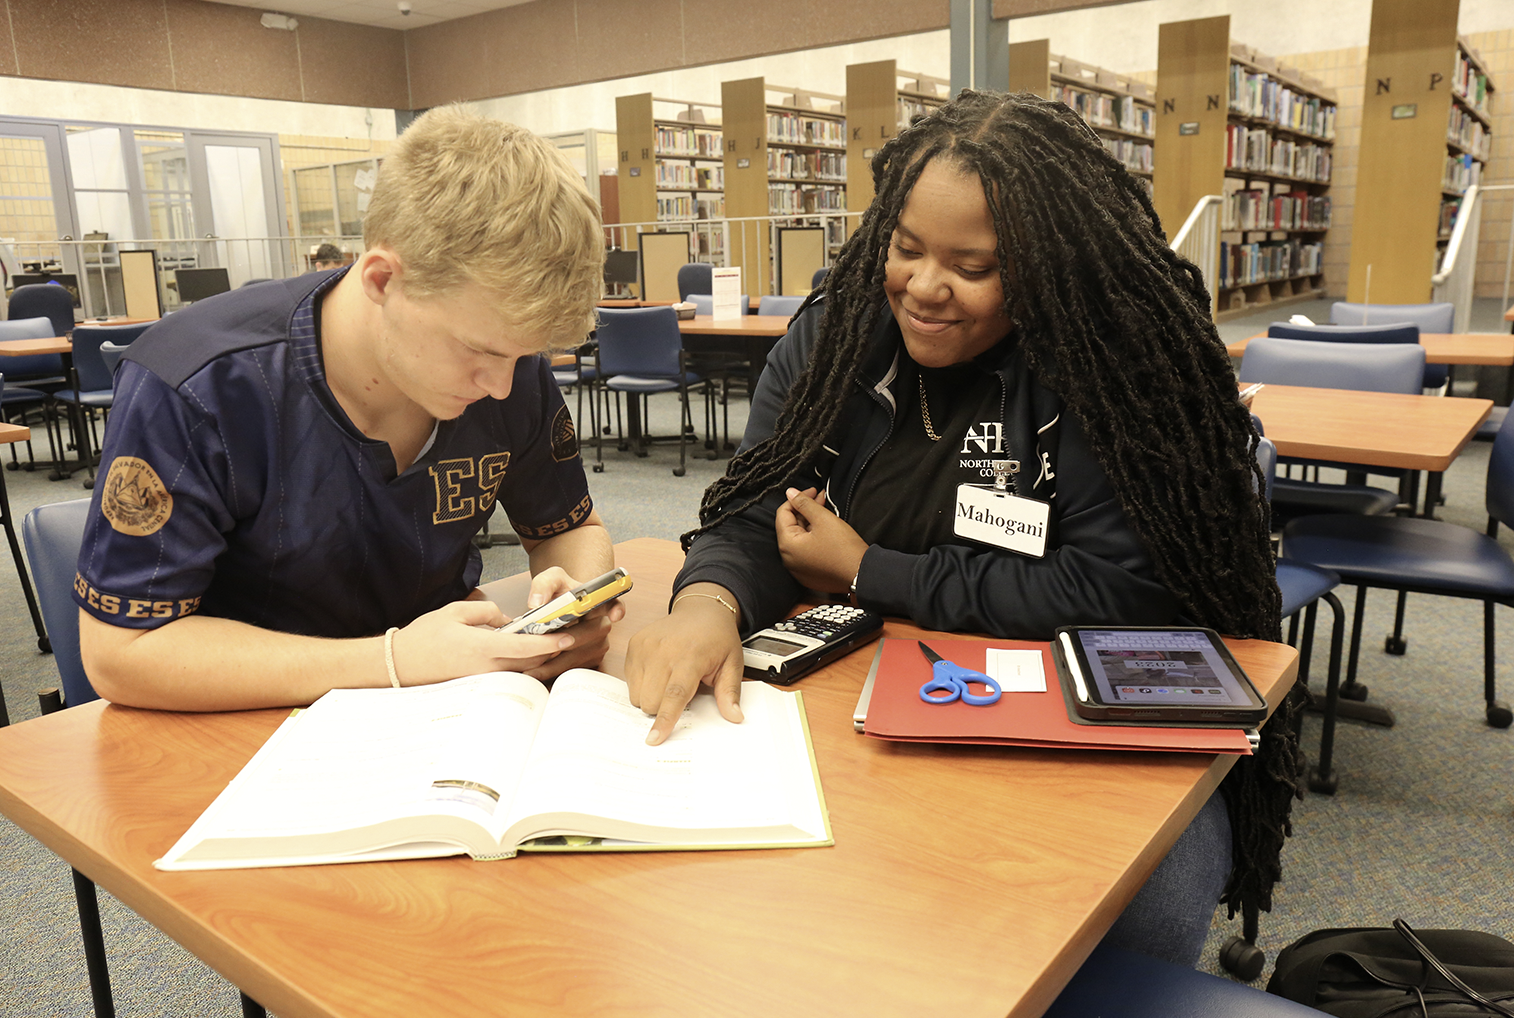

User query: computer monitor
[604,249,639,288]
[10,272,81,307]
[175,267,232,304]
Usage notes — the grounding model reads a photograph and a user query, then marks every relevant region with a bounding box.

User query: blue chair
[0,316,68,471]
[21,497,269,1018]
[1257,434,1347,796]
[99,340,131,376]
[21,498,94,708]
[1,368,51,470]
[757,294,804,318]
[8,281,76,339]
[676,262,713,301]
[811,266,829,289]
[1044,944,1331,1017]
[688,293,750,317]
[1241,336,1424,519]
[1331,300,1453,334]
[1266,321,1445,390]
[1281,402,1514,731]
[53,322,151,487]
[592,306,712,477]
[550,347,605,456]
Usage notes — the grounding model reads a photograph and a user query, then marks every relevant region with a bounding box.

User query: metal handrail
[1432,183,1482,287]
[1171,195,1223,251]
[1169,195,1224,315]
[1430,181,1514,332]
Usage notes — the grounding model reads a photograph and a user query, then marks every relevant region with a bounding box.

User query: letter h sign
[962,422,1003,454]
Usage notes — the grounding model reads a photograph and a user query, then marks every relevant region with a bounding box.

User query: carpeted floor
[1,299,1511,1015]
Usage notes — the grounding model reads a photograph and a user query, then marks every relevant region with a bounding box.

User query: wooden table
[1248,383,1491,514]
[0,538,1298,1018]
[0,335,85,482]
[679,313,791,397]
[1229,332,1514,366]
[0,334,71,357]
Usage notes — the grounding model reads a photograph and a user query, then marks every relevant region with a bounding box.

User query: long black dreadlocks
[689,90,1298,921]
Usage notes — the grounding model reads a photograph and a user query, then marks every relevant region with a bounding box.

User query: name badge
[954,484,1049,558]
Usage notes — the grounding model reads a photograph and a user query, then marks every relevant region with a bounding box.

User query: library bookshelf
[614,93,725,262]
[845,61,950,233]
[722,77,849,296]
[1441,40,1495,260]
[1156,15,1337,322]
[1008,40,1155,186]
[1348,0,1494,304]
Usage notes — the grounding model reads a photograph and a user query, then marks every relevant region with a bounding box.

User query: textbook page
[156,672,548,869]
[502,669,829,848]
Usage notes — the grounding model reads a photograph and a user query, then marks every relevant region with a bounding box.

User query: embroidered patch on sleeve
[100,456,174,536]
[550,404,579,462]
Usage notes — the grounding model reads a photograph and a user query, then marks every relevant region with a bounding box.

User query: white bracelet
[383,627,402,688]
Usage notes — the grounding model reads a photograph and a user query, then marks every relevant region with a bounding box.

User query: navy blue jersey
[75,270,593,638]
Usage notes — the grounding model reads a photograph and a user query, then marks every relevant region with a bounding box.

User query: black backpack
[1267,921,1514,1017]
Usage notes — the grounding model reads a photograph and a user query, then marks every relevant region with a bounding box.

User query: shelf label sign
[1179,122,1200,136]
[1391,104,1417,120]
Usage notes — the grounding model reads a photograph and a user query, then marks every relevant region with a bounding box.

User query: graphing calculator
[742,604,885,685]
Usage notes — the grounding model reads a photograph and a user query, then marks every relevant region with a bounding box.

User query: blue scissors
[917,641,1002,706]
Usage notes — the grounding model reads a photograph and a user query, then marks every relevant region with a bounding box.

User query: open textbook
[156,669,831,870]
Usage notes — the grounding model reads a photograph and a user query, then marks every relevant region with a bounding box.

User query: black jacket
[676,302,1180,636]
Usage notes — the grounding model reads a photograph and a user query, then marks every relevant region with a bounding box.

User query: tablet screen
[1073,629,1258,708]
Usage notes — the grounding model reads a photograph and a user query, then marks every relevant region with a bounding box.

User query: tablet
[1053,626,1267,725]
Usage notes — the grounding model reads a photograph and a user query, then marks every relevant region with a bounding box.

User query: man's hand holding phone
[499,567,631,680]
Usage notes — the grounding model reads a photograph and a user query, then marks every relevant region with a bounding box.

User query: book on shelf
[1454,49,1491,113]
[1219,237,1322,290]
[155,669,832,871]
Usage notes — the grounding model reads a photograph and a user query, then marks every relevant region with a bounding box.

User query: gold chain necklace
[918,376,942,442]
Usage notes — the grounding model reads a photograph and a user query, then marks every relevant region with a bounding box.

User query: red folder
[863,639,1252,754]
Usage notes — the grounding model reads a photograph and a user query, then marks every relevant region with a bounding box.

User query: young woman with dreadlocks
[625,90,1296,968]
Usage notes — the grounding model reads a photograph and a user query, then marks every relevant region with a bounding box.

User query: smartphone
[742,604,884,685]
[1052,626,1267,725]
[498,568,633,635]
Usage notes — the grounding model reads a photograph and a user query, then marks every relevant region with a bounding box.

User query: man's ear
[357,247,403,306]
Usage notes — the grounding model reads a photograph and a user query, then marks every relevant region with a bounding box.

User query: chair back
[1486,402,1514,529]
[99,341,130,375]
[21,498,98,707]
[811,266,830,289]
[1266,321,1444,388]
[757,295,804,318]
[0,315,65,380]
[71,322,150,391]
[688,293,749,317]
[1239,337,1426,394]
[8,282,75,337]
[1256,435,1277,502]
[596,306,683,377]
[1331,300,1454,335]
[676,263,714,301]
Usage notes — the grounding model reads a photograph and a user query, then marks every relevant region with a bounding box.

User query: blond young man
[76,106,618,711]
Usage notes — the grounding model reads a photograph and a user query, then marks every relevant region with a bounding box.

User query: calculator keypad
[773,605,870,640]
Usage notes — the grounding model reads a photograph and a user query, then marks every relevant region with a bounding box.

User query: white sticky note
[984,648,1047,693]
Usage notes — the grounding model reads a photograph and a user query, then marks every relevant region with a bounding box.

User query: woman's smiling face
[883,158,1012,368]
